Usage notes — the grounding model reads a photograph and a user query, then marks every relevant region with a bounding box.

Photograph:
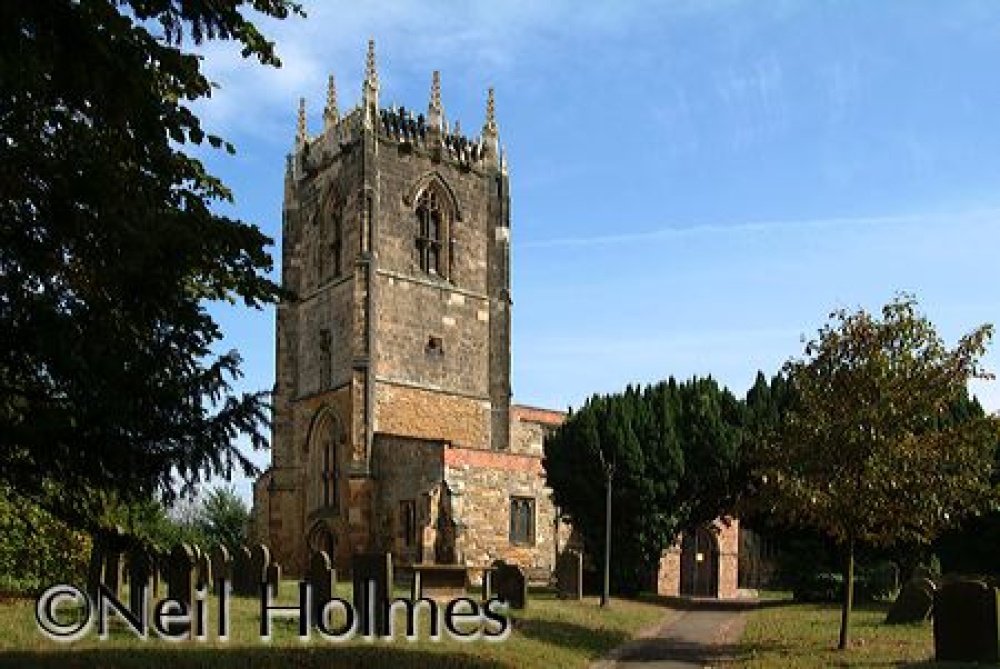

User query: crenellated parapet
[287,40,504,182]
[377,105,493,169]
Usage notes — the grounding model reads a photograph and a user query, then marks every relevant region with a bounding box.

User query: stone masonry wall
[444,446,559,577]
[371,435,444,563]
[295,279,355,397]
[372,138,496,405]
[510,418,547,456]
[374,381,491,449]
[510,406,567,456]
[375,273,489,397]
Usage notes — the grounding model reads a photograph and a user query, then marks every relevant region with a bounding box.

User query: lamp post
[600,457,615,608]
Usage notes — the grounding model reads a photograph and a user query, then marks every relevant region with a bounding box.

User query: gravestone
[166,544,196,605]
[556,550,583,600]
[308,551,336,626]
[86,544,105,602]
[266,561,282,597]
[352,553,393,636]
[152,551,169,599]
[127,549,154,616]
[493,560,527,610]
[934,580,1000,663]
[103,550,124,599]
[195,549,212,592]
[481,567,494,601]
[209,545,231,596]
[232,546,252,596]
[165,543,197,636]
[249,544,271,596]
[869,561,900,600]
[886,577,936,624]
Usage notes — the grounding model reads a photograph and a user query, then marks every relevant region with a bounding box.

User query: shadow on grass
[636,593,793,611]
[899,661,983,669]
[515,617,630,657]
[0,646,508,669]
[616,637,762,664]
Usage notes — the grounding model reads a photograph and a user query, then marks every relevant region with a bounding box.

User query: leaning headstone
[308,551,336,626]
[266,561,282,597]
[556,550,583,600]
[886,577,936,624]
[209,545,231,597]
[232,546,252,596]
[352,553,393,636]
[165,543,198,637]
[249,544,271,596]
[195,549,212,592]
[127,549,154,616]
[935,580,1000,663]
[493,560,527,610]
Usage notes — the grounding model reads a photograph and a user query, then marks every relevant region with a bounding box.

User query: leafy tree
[544,377,746,594]
[754,295,999,650]
[0,1,301,539]
[195,486,250,550]
[934,393,1000,576]
[0,485,91,594]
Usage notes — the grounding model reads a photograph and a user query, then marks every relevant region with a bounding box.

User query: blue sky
[193,1,1000,500]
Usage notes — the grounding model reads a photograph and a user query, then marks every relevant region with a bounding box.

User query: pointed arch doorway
[680,526,720,597]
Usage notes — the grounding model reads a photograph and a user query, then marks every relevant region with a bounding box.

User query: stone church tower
[253,42,568,577]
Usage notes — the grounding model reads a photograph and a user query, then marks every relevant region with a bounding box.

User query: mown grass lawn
[730,592,948,668]
[0,582,671,669]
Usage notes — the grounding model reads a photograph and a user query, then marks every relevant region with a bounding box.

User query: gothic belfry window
[416,187,448,276]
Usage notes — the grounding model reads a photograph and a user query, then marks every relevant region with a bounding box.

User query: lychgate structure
[252,41,569,577]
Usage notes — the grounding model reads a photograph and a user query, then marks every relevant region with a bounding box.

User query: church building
[252,42,741,599]
[251,41,569,578]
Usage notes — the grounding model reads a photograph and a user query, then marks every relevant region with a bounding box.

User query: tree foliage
[543,377,748,594]
[194,486,250,551]
[0,485,91,594]
[102,485,250,552]
[754,295,999,649]
[0,1,301,534]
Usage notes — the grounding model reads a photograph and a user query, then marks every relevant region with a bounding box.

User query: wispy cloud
[189,1,770,144]
[190,1,638,140]
[518,206,1000,249]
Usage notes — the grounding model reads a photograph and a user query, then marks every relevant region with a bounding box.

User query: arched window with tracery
[318,189,343,283]
[415,186,449,277]
[307,410,341,512]
[329,207,342,278]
